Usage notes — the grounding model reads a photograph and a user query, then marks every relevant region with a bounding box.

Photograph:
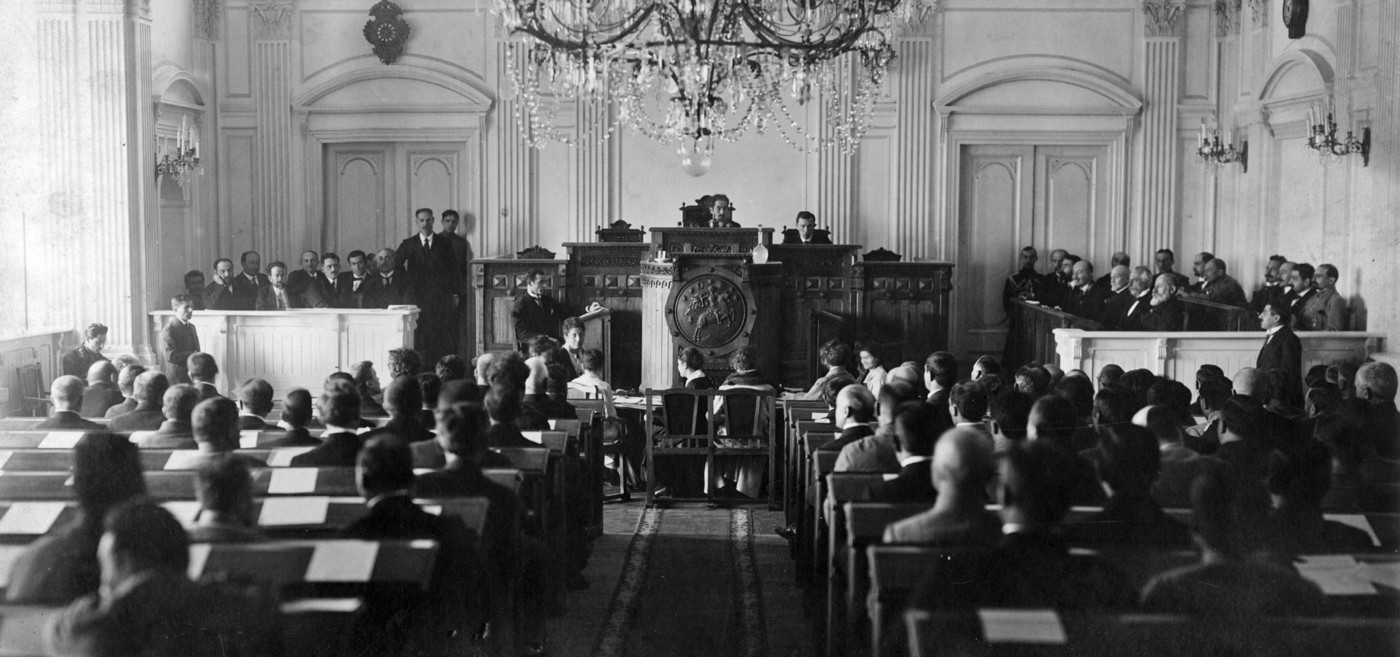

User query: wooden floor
[547,502,813,657]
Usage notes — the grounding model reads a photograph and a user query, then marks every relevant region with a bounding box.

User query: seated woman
[568,348,612,399]
[710,347,775,500]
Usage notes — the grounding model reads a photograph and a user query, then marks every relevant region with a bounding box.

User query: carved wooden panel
[328,147,388,253]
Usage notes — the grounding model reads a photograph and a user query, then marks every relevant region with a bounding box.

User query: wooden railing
[1005,300,1101,370]
[1180,296,1255,331]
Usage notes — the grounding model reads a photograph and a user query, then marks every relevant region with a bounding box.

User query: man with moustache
[203,258,236,310]
[1064,260,1110,323]
[1251,255,1289,312]
[1143,273,1186,331]
[229,251,269,311]
[366,248,411,308]
[1154,248,1190,290]
[1301,264,1348,331]
[1101,265,1134,329]
[338,250,375,309]
[397,208,461,363]
[286,250,320,304]
[1185,251,1214,294]
[304,253,350,309]
[1286,263,1317,329]
[1120,266,1156,330]
[254,261,296,310]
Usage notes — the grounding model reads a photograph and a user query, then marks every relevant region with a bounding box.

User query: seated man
[560,316,587,377]
[388,347,425,380]
[290,390,363,467]
[947,381,993,447]
[907,441,1138,611]
[1100,265,1134,329]
[835,381,919,473]
[109,371,169,431]
[568,348,611,399]
[187,352,219,399]
[859,402,939,503]
[1261,440,1374,558]
[1353,361,1400,459]
[363,376,434,445]
[1062,259,1109,322]
[234,378,275,431]
[181,270,207,311]
[1118,266,1156,330]
[1141,471,1324,617]
[137,385,201,449]
[923,352,959,429]
[103,364,145,419]
[351,360,386,417]
[1301,263,1348,330]
[1027,394,1104,505]
[883,425,1001,546]
[802,339,856,401]
[1138,405,1225,509]
[1066,424,1191,546]
[780,210,833,244]
[522,358,577,420]
[36,376,104,430]
[253,260,296,311]
[263,388,319,447]
[512,269,567,344]
[43,500,282,656]
[192,397,267,469]
[988,388,1034,454]
[344,437,481,656]
[61,323,108,378]
[1143,272,1186,331]
[484,384,537,449]
[818,384,877,452]
[80,360,124,418]
[435,355,468,383]
[1189,258,1248,307]
[188,456,265,543]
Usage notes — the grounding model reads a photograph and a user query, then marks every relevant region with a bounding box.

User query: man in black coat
[203,258,237,311]
[36,377,104,430]
[289,391,364,467]
[229,250,270,311]
[61,323,108,378]
[780,210,833,244]
[1257,302,1303,407]
[859,402,939,503]
[337,250,376,309]
[304,253,350,309]
[366,248,412,308]
[1064,260,1111,323]
[511,269,567,346]
[285,250,320,302]
[1100,265,1135,329]
[159,295,201,384]
[1143,273,1186,331]
[397,208,461,364]
[110,371,170,431]
[80,360,124,418]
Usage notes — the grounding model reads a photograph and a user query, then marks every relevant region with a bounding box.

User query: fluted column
[250,1,293,258]
[493,41,536,256]
[815,63,855,243]
[1139,1,1185,258]
[574,100,619,240]
[892,36,935,259]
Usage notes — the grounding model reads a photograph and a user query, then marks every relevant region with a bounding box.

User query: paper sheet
[268,468,318,494]
[1297,555,1378,596]
[257,496,330,526]
[0,451,12,470]
[305,541,379,582]
[187,543,212,579]
[281,598,363,614]
[422,505,442,516]
[1324,514,1381,547]
[0,546,26,588]
[521,431,543,445]
[38,432,82,449]
[978,609,1067,644]
[239,430,260,449]
[129,431,155,445]
[811,412,830,422]
[268,447,315,467]
[162,501,202,526]
[0,502,67,535]
[1359,561,1400,590]
[163,451,205,470]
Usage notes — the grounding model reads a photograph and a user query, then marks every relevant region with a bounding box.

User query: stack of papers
[305,541,379,582]
[0,502,66,535]
[258,496,330,526]
[1297,555,1378,595]
[978,609,1067,644]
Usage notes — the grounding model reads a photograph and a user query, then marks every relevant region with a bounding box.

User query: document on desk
[1359,561,1400,590]
[258,496,330,526]
[268,467,318,494]
[1297,555,1378,595]
[978,609,1067,644]
[0,502,67,535]
[268,447,314,467]
[306,541,379,582]
[1324,514,1381,547]
[163,451,205,470]
[240,430,261,449]
[38,432,82,449]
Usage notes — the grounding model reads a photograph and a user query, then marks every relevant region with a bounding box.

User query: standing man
[62,323,109,378]
[255,261,296,310]
[1301,264,1348,331]
[440,210,474,356]
[338,250,374,309]
[1258,303,1302,407]
[286,250,320,305]
[305,253,348,309]
[366,248,411,308]
[160,294,201,384]
[511,269,566,348]
[781,211,833,244]
[397,208,460,364]
[230,251,269,311]
[203,258,236,310]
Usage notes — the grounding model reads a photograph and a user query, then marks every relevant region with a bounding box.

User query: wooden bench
[837,502,927,657]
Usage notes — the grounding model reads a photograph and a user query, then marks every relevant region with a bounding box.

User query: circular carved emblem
[672,275,748,348]
[364,0,411,65]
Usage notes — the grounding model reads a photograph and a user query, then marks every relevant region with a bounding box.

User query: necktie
[277,291,286,310]
[353,277,363,292]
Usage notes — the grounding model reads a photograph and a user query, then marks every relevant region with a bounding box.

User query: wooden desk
[1053,329,1383,383]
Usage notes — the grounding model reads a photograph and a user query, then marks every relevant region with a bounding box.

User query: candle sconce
[1307,112,1370,167]
[156,116,202,188]
[1196,121,1247,174]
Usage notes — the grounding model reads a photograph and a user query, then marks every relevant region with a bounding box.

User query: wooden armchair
[643,388,777,506]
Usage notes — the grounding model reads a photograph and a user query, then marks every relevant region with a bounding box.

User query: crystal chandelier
[494,0,928,172]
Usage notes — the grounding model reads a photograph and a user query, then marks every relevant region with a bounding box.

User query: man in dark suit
[262,388,320,448]
[511,269,567,345]
[1285,262,1317,328]
[234,378,275,431]
[191,397,268,469]
[203,257,237,310]
[138,385,200,449]
[1064,425,1191,546]
[36,376,104,430]
[337,250,375,309]
[1187,258,1248,307]
[80,360,124,417]
[1093,252,1130,289]
[1251,255,1289,312]
[187,353,219,399]
[44,500,283,656]
[483,385,537,449]
[1355,362,1400,459]
[859,402,939,503]
[182,270,207,311]
[1119,266,1156,330]
[160,295,201,384]
[780,210,833,244]
[304,253,349,309]
[1064,259,1110,322]
[1257,302,1302,407]
[441,210,474,355]
[61,323,108,378]
[362,376,434,445]
[397,208,461,364]
[922,351,958,434]
[254,261,298,310]
[110,371,169,431]
[1143,273,1186,331]
[290,390,363,467]
[104,364,145,419]
[883,425,1002,545]
[366,248,412,308]
[818,384,877,452]
[229,250,269,311]
[1100,265,1135,329]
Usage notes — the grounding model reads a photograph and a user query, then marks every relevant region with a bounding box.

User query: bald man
[1101,265,1135,329]
[366,248,411,308]
[819,384,877,452]
[80,360,124,418]
[883,426,1002,545]
[37,376,104,430]
[286,250,320,305]
[1095,252,1130,289]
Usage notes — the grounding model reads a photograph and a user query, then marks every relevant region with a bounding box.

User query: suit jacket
[1143,297,1185,331]
[363,416,435,445]
[203,279,236,310]
[441,232,473,286]
[1101,288,1135,329]
[485,424,538,449]
[1065,283,1111,323]
[780,229,833,244]
[411,439,447,468]
[860,459,937,503]
[1122,291,1154,330]
[1287,287,1317,328]
[1142,560,1325,617]
[103,397,137,419]
[523,394,578,421]
[396,233,459,308]
[5,516,100,604]
[237,415,272,431]
[194,381,219,400]
[883,507,1003,546]
[289,431,362,467]
[1152,444,1225,508]
[35,411,103,431]
[304,272,350,309]
[364,272,412,308]
[834,430,901,473]
[138,421,197,449]
[79,382,124,418]
[230,272,269,311]
[260,426,319,448]
[1301,287,1347,331]
[254,284,297,311]
[1063,493,1192,547]
[511,294,567,342]
[159,318,200,384]
[1258,326,1303,404]
[337,272,376,309]
[1201,274,1248,307]
[61,347,105,379]
[411,463,521,571]
[109,404,165,431]
[819,423,876,452]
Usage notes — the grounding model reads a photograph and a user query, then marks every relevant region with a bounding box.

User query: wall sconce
[1196,120,1247,174]
[1307,103,1370,166]
[156,116,202,188]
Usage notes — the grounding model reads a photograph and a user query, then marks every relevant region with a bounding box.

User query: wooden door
[324,143,468,254]
[954,144,1107,360]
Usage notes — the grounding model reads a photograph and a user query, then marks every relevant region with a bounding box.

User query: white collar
[898,455,932,468]
[1265,324,1283,337]
[324,423,355,435]
[1002,523,1030,535]
[367,490,410,508]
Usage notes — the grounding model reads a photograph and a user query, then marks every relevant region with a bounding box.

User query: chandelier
[494,0,928,173]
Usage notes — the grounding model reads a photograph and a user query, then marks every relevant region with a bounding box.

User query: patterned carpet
[547,504,813,657]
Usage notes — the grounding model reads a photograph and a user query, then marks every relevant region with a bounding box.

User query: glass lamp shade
[679,139,712,177]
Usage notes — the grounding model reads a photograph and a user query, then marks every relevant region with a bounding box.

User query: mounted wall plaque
[363,0,411,65]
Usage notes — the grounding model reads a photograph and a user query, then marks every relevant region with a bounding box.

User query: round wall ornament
[363,0,410,65]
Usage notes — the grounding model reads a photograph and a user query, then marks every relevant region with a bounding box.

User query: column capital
[1246,0,1269,28]
[194,0,222,40]
[251,0,296,40]
[1143,0,1186,37]
[1216,0,1242,37]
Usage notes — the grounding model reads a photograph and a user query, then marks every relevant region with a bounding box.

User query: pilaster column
[1139,1,1185,257]
[815,64,855,243]
[573,101,619,240]
[250,1,294,258]
[493,41,537,255]
[892,36,935,259]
